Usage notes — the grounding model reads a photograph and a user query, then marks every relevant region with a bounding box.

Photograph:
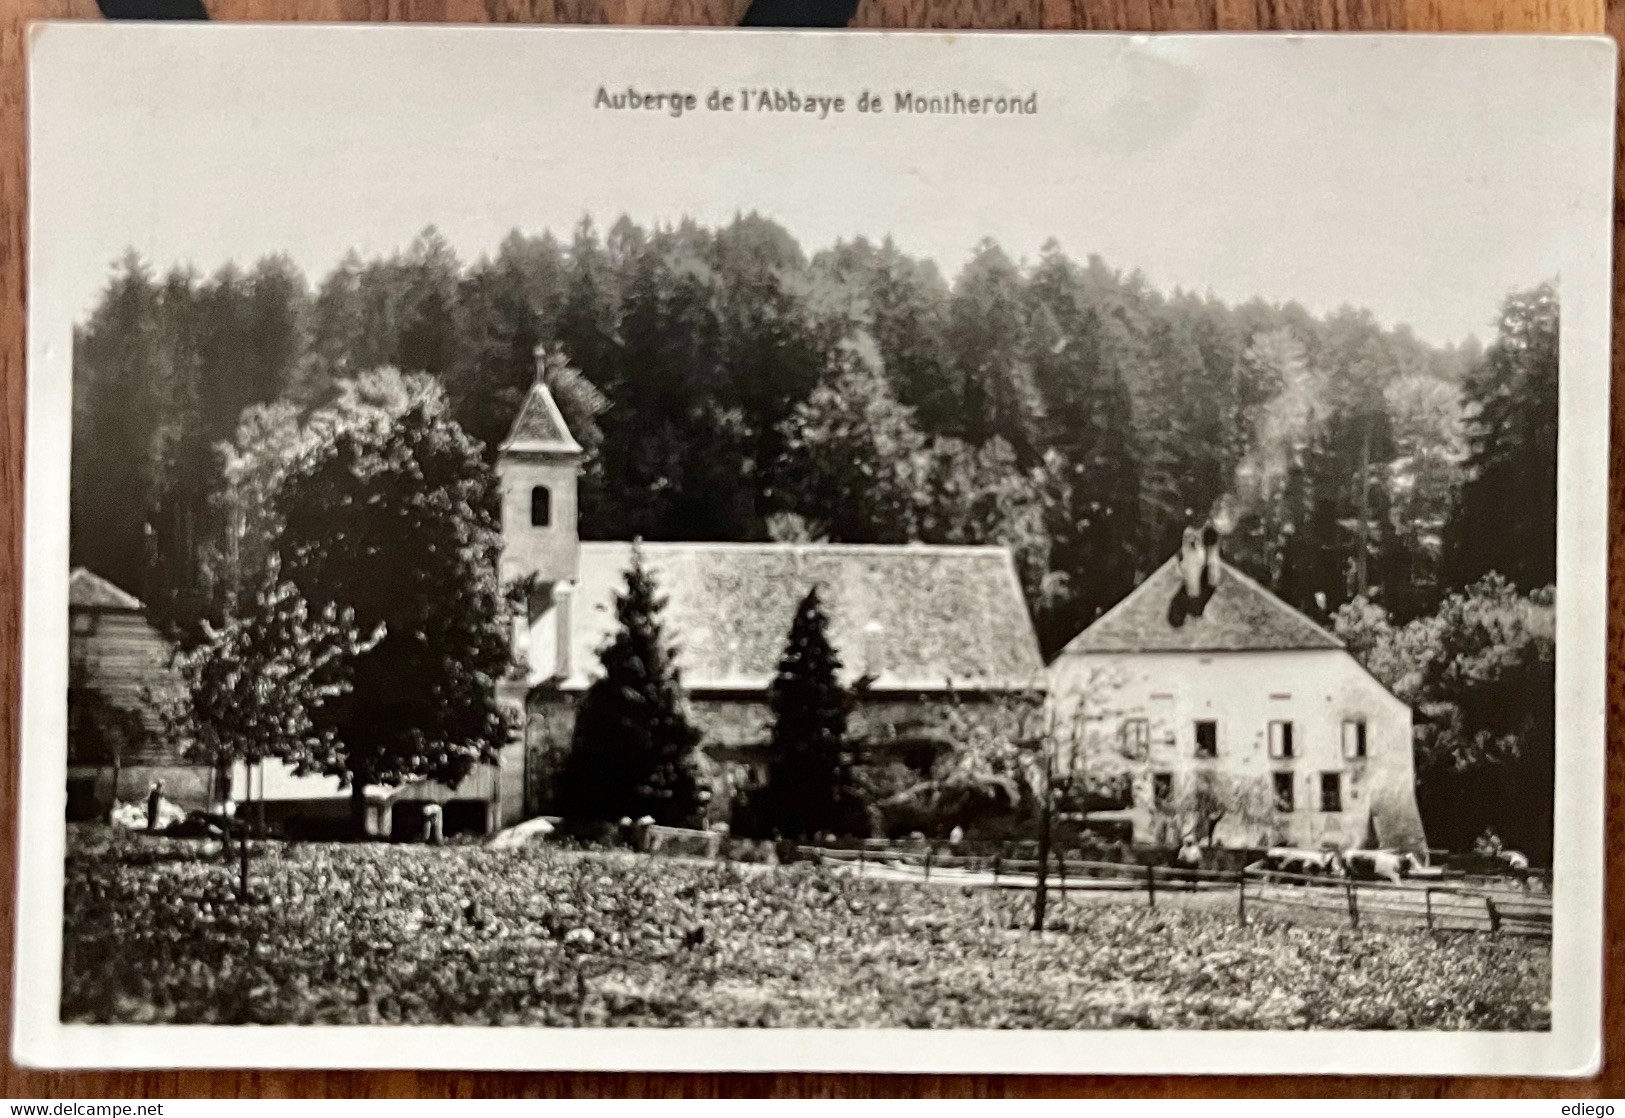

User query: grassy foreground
[61,829,1550,1030]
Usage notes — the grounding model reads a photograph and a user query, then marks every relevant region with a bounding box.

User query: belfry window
[530,485,551,527]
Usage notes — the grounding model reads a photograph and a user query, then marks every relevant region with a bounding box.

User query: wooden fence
[797,844,1552,940]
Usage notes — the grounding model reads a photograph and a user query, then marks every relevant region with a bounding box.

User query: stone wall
[522,688,1035,822]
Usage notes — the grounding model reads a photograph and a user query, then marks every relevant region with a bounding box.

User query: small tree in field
[165,573,382,779]
[763,586,865,839]
[273,392,516,831]
[159,571,381,892]
[558,547,705,826]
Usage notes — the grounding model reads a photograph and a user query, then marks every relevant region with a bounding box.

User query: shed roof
[561,541,1045,693]
[1059,555,1342,655]
[69,568,145,612]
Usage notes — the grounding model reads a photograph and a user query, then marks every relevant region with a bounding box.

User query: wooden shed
[66,567,219,820]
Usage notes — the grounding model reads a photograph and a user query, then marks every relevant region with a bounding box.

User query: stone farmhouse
[1047,526,1429,856]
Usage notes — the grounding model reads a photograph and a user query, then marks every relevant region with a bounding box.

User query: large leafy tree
[1332,574,1555,861]
[763,587,865,839]
[778,338,928,544]
[272,390,514,825]
[558,548,706,826]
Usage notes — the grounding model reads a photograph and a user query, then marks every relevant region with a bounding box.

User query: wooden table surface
[2,0,1620,1099]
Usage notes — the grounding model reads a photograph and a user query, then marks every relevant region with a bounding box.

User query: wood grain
[2,0,1618,1098]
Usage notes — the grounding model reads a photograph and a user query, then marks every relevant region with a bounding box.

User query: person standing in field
[146,780,164,832]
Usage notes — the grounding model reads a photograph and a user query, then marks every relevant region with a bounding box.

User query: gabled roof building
[1047,526,1428,856]
[497,380,1046,825]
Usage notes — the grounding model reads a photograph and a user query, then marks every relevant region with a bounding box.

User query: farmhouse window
[1194,720,1218,758]
[1272,771,1295,812]
[1121,718,1150,757]
[1319,772,1343,812]
[530,485,551,527]
[1268,720,1295,759]
[1151,772,1173,807]
[1341,719,1367,759]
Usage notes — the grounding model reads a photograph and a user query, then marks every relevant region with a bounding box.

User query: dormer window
[530,485,551,527]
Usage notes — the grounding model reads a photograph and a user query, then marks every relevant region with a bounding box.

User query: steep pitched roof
[561,542,1045,692]
[500,382,582,456]
[1059,556,1342,655]
[69,567,144,612]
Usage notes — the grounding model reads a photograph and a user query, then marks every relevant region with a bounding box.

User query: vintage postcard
[13,24,1615,1074]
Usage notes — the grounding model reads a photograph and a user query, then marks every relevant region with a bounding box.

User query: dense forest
[70,216,1555,660]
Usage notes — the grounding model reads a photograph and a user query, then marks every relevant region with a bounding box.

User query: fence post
[1237,869,1247,925]
[924,843,933,882]
[993,844,1002,883]
[1345,879,1359,929]
[1146,862,1157,908]
[858,843,865,875]
[1424,887,1434,932]
[1057,848,1067,907]
[1486,896,1501,934]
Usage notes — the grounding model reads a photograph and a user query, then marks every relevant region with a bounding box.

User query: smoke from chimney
[1214,328,1322,534]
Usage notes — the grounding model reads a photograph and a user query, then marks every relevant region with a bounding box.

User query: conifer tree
[763,586,865,839]
[559,547,706,826]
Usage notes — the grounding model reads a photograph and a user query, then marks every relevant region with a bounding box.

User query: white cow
[1254,846,1340,882]
[1340,849,1416,884]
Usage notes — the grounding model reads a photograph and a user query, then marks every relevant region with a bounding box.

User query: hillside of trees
[70,216,1553,662]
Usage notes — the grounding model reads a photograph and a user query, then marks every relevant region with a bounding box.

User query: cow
[1251,846,1340,884]
[1339,849,1416,885]
[1499,849,1533,891]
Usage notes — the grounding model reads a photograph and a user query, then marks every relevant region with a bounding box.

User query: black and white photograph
[15,24,1615,1074]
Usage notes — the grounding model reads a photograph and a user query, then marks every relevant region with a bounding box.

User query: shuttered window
[1342,719,1367,759]
[1268,720,1295,759]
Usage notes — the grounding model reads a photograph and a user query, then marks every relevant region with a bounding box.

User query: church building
[494,379,1048,828]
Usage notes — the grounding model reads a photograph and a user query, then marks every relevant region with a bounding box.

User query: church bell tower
[497,360,583,685]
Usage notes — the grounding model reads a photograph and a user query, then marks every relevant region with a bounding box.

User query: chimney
[862,620,885,680]
[1202,520,1223,588]
[1179,527,1204,599]
[553,581,575,681]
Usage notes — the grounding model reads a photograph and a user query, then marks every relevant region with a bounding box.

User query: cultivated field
[61,829,1551,1030]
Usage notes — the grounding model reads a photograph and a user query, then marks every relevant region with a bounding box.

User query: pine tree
[1447,284,1558,592]
[559,547,706,825]
[763,587,865,839]
[947,239,1042,459]
[1025,243,1141,650]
